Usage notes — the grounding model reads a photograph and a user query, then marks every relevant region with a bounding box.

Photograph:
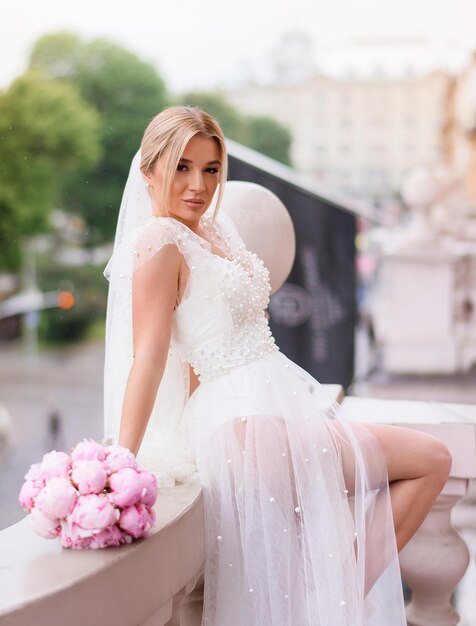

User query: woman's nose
[189,170,205,192]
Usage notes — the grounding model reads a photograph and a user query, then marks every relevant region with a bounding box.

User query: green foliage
[37,256,108,344]
[0,69,101,271]
[243,115,292,166]
[176,91,292,165]
[30,32,169,245]
[177,92,244,137]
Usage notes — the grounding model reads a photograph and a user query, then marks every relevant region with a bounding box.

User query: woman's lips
[183,199,205,209]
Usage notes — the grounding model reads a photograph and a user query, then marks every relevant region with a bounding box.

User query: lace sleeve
[104,216,196,291]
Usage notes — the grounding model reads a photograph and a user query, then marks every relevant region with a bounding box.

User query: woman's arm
[118,244,182,455]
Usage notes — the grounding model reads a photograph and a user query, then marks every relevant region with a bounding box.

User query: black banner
[228,148,357,389]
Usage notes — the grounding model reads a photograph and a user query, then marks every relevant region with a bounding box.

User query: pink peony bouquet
[19,439,158,549]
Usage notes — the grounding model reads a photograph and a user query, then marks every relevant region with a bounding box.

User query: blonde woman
[103,105,451,625]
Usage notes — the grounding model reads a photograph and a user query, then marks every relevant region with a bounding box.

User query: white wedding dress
[105,208,407,626]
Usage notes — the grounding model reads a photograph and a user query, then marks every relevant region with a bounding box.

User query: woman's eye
[176,164,219,174]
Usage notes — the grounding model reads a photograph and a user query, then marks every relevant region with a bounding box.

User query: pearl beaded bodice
[173,216,279,382]
[132,212,279,384]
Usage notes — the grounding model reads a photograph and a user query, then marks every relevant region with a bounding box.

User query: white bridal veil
[102,149,196,482]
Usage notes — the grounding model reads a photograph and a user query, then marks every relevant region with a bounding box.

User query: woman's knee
[366,424,452,485]
[427,436,452,484]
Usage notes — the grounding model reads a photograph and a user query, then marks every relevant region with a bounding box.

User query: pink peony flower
[19,480,42,511]
[68,493,119,533]
[119,503,154,539]
[138,470,158,508]
[109,467,143,507]
[71,459,108,495]
[39,450,72,481]
[105,445,138,473]
[71,439,107,463]
[89,524,125,549]
[58,519,93,549]
[25,452,71,486]
[28,508,60,539]
[35,477,78,520]
[24,462,46,487]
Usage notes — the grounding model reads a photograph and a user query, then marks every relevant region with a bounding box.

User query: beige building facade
[228,68,454,200]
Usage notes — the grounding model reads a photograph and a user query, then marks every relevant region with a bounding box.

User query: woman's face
[146,134,222,225]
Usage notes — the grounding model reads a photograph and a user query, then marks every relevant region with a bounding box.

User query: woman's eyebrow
[179,158,221,165]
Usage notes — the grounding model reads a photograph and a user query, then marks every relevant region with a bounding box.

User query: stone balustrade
[342,396,476,626]
[1,389,475,626]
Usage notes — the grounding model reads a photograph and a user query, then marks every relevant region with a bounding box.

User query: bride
[103,105,451,625]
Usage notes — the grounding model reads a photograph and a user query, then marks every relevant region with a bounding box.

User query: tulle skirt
[181,350,406,626]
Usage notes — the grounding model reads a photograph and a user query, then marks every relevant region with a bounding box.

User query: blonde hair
[140,105,228,223]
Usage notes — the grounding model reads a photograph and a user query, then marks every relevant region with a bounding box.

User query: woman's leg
[364,423,452,552]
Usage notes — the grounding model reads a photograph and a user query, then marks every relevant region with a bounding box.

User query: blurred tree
[177,92,292,165]
[243,115,292,166]
[177,92,244,137]
[30,32,168,244]
[0,69,101,271]
[37,257,108,344]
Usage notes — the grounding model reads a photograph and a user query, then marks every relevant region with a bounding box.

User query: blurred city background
[1,0,476,594]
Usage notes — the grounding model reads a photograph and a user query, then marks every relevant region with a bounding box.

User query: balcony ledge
[0,479,204,626]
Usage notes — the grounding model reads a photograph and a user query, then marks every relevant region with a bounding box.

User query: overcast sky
[1,0,476,92]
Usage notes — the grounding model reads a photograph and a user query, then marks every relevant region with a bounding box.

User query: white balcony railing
[1,391,475,626]
[342,396,476,626]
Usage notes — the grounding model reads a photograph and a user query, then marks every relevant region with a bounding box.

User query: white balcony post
[399,480,470,626]
[342,396,476,626]
[451,480,476,625]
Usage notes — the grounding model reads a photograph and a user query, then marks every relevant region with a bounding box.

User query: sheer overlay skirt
[182,351,406,626]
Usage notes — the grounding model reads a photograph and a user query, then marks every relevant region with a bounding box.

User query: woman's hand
[118,243,182,455]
